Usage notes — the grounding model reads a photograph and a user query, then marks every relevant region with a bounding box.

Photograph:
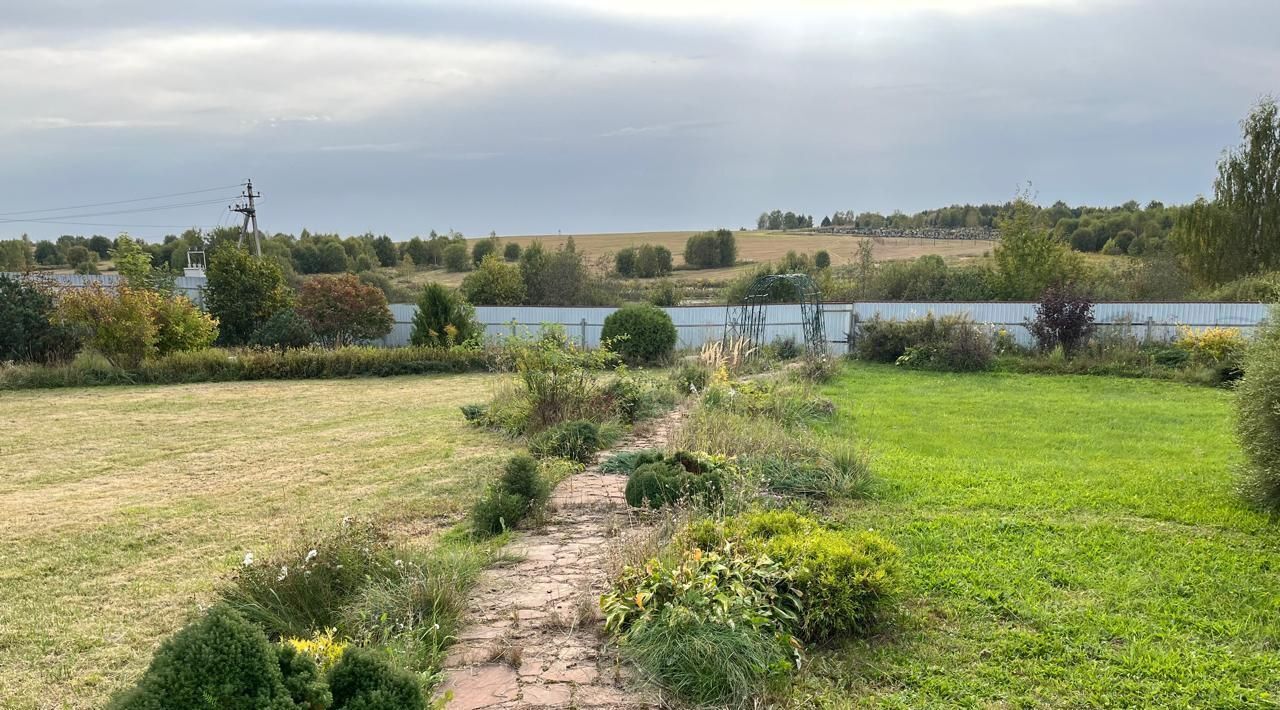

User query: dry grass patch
[0,374,507,709]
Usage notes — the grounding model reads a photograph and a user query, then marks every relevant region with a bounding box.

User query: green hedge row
[0,345,493,390]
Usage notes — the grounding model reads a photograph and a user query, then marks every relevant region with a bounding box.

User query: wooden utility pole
[232,179,262,257]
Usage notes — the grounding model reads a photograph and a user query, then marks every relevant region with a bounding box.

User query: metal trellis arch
[723,273,826,356]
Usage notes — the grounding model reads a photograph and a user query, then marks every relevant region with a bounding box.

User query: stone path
[434,410,685,710]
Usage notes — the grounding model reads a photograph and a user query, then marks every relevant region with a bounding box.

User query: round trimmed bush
[109,605,298,709]
[601,303,678,364]
[624,459,725,509]
[327,647,426,710]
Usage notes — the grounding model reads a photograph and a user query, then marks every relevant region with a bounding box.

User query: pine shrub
[108,605,298,710]
[528,419,601,463]
[326,648,426,710]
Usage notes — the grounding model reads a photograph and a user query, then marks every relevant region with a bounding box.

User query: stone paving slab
[435,411,683,709]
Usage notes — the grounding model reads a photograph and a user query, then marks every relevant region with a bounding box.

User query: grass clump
[528,419,601,463]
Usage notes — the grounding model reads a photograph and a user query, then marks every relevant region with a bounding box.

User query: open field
[0,374,506,709]
[799,365,1279,708]
[395,231,997,289]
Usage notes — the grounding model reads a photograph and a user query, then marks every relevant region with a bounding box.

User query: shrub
[1027,284,1095,354]
[1238,308,1280,514]
[470,489,529,537]
[277,642,333,709]
[503,242,521,261]
[284,628,348,672]
[471,237,498,265]
[857,314,993,372]
[206,246,293,346]
[672,361,711,393]
[624,459,725,508]
[410,283,478,347]
[602,303,677,364]
[499,454,549,508]
[251,308,317,351]
[460,254,526,305]
[814,250,831,269]
[0,275,80,364]
[616,244,674,278]
[55,285,158,369]
[528,419,601,463]
[108,605,298,710]
[326,647,426,710]
[501,331,620,431]
[687,511,901,641]
[297,274,394,347]
[152,294,219,355]
[647,279,681,307]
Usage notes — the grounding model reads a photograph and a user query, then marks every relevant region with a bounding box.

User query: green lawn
[799,364,1279,709]
[0,374,507,709]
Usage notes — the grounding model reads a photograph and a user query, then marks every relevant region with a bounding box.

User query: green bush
[250,308,316,351]
[442,242,470,272]
[625,460,724,509]
[109,605,298,709]
[856,314,994,372]
[671,361,711,393]
[206,245,293,346]
[327,648,426,710]
[499,454,549,508]
[470,490,528,537]
[409,283,479,348]
[683,229,736,269]
[0,274,80,364]
[277,643,333,709]
[1238,308,1280,514]
[601,304,678,364]
[528,419,601,463]
[460,254,526,306]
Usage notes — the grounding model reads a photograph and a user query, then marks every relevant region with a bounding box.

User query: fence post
[509,319,517,339]
[580,318,588,348]
[1145,316,1155,345]
[847,311,859,356]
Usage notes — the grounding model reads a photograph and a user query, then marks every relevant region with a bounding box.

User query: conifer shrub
[108,605,299,710]
[326,648,426,710]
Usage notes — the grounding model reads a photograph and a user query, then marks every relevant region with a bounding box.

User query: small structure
[723,273,826,356]
[183,249,207,278]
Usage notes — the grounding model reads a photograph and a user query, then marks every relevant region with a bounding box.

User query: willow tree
[1177,97,1280,285]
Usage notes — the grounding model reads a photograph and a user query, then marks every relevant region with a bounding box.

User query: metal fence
[2,272,207,305]
[380,301,1273,351]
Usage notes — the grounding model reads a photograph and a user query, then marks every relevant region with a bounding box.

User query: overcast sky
[1,0,1276,241]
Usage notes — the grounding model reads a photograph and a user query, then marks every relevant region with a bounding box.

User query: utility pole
[232,179,262,257]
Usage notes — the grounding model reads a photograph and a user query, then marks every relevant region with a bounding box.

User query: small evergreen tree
[410,283,478,347]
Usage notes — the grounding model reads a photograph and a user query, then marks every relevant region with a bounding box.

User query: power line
[0,197,240,224]
[0,183,246,218]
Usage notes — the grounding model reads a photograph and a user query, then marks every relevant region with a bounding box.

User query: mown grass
[794,363,1279,708]
[0,374,508,709]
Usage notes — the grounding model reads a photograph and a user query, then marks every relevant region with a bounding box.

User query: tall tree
[205,247,292,345]
[994,198,1081,300]
[1176,97,1280,285]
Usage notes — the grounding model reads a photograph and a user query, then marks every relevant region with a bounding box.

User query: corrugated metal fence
[2,272,207,305]
[381,302,1273,351]
[10,273,1267,350]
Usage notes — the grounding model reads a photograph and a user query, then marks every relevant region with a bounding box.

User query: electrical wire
[0,183,246,217]
[0,197,241,224]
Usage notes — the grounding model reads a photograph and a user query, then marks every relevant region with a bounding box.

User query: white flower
[305,549,318,564]
[277,565,288,581]
[394,559,404,568]
[242,552,254,566]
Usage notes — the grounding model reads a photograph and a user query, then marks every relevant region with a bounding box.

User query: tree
[1070,227,1099,252]
[757,212,770,230]
[87,235,113,260]
[615,247,638,277]
[405,236,432,268]
[820,216,832,228]
[410,283,478,347]
[443,242,471,272]
[461,254,527,305]
[994,199,1081,299]
[205,246,293,345]
[34,240,60,265]
[503,242,522,261]
[296,273,393,346]
[815,250,831,269]
[112,235,174,292]
[55,285,216,368]
[372,235,399,267]
[635,244,673,278]
[1176,97,1280,285]
[683,229,736,269]
[0,275,80,363]
[472,236,499,265]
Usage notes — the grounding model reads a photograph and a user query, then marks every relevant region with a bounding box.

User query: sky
[0,0,1277,241]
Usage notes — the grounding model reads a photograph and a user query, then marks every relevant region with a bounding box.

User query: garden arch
[723,273,826,356]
